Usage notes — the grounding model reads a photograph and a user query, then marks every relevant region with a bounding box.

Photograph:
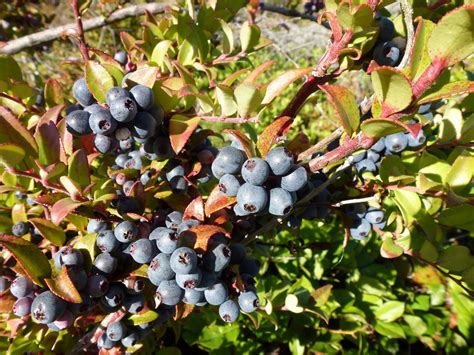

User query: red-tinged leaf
[361,117,421,138]
[84,61,114,103]
[256,116,293,158]
[221,68,250,87]
[79,133,96,155]
[89,48,123,71]
[128,181,145,206]
[0,292,15,312]
[224,129,255,158]
[262,68,312,104]
[319,84,360,136]
[68,149,90,189]
[44,78,64,107]
[51,198,85,225]
[0,234,51,286]
[180,224,230,252]
[57,118,73,157]
[120,32,137,52]
[243,60,275,83]
[184,196,205,222]
[38,105,65,126]
[286,132,311,155]
[380,238,404,259]
[0,106,38,157]
[205,185,236,217]
[169,115,201,154]
[45,265,82,303]
[30,218,66,246]
[123,66,159,88]
[34,193,64,207]
[37,161,67,182]
[209,209,230,225]
[35,121,61,166]
[418,81,474,105]
[174,303,194,320]
[60,176,83,200]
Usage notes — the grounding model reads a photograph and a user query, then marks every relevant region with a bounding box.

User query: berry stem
[71,0,90,61]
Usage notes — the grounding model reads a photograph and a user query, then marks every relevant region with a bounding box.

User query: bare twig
[332,195,378,207]
[0,3,170,55]
[398,0,415,69]
[71,0,90,61]
[298,127,344,162]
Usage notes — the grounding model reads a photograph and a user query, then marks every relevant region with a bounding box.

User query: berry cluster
[347,204,386,240]
[212,145,308,217]
[373,14,404,67]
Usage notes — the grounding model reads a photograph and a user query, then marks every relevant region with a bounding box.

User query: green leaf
[124,66,159,88]
[407,19,435,81]
[51,198,86,225]
[445,154,474,192]
[437,245,474,272]
[84,61,114,103]
[375,301,405,322]
[380,237,404,259]
[371,67,413,116]
[0,106,38,158]
[428,6,474,66]
[319,84,360,136]
[0,143,24,167]
[0,55,22,82]
[30,218,66,246]
[0,234,51,286]
[197,322,240,351]
[234,83,263,118]
[68,149,90,189]
[374,321,406,339]
[12,203,27,223]
[219,19,234,54]
[240,21,261,52]
[418,81,474,105]
[262,68,312,105]
[403,315,427,336]
[169,115,201,154]
[216,85,237,117]
[437,204,474,232]
[392,189,422,225]
[44,78,64,107]
[151,40,173,69]
[129,310,159,325]
[361,117,415,138]
[35,121,61,166]
[177,40,195,66]
[45,265,82,303]
[310,284,333,307]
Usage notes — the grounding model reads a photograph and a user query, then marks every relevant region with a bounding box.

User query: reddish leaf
[120,32,137,52]
[44,78,64,107]
[45,265,82,303]
[85,61,114,104]
[418,81,474,105]
[0,292,15,312]
[34,193,64,207]
[0,106,38,157]
[38,105,65,126]
[180,224,230,252]
[184,196,205,222]
[262,68,312,104]
[51,198,86,225]
[205,185,236,217]
[256,116,293,158]
[0,234,51,286]
[221,68,250,87]
[169,115,201,154]
[224,129,255,158]
[68,149,91,189]
[361,117,421,138]
[128,181,145,207]
[174,303,194,320]
[286,132,311,155]
[35,121,61,166]
[123,66,159,88]
[209,209,230,225]
[243,60,275,83]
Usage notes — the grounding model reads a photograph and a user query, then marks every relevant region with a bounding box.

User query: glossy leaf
[428,6,474,66]
[219,19,234,54]
[418,81,474,105]
[407,19,435,81]
[30,218,66,246]
[0,106,38,158]
[216,85,237,117]
[68,149,90,189]
[0,143,24,167]
[205,185,236,217]
[123,66,159,88]
[361,117,420,138]
[371,67,413,116]
[184,196,205,222]
[234,83,263,118]
[256,116,293,158]
[169,115,201,154]
[0,234,51,286]
[262,68,312,105]
[437,204,474,232]
[45,265,82,303]
[240,21,261,52]
[35,121,61,166]
[51,198,85,225]
[180,224,230,252]
[319,85,360,136]
[44,78,64,107]
[129,310,159,325]
[12,203,27,224]
[380,237,404,259]
[393,189,422,225]
[84,61,114,103]
[375,301,405,322]
[224,129,255,158]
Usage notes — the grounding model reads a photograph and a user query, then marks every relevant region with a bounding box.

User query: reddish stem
[71,0,90,61]
[199,115,259,123]
[412,59,446,98]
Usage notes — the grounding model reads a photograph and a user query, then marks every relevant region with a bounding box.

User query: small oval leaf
[85,61,114,103]
[30,218,66,246]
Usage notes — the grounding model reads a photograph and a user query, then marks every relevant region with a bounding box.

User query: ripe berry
[169,176,188,193]
[269,188,294,216]
[13,296,32,317]
[96,230,120,253]
[239,258,260,277]
[385,132,408,153]
[106,87,130,106]
[131,112,157,139]
[114,51,127,66]
[238,291,260,313]
[121,331,139,348]
[212,146,245,176]
[129,238,156,264]
[170,247,198,274]
[103,283,125,308]
[406,130,426,148]
[219,299,240,322]
[195,269,217,291]
[355,159,377,173]
[265,147,294,176]
[89,109,117,135]
[140,170,153,186]
[349,218,372,240]
[124,293,145,313]
[98,332,116,349]
[175,270,202,289]
[236,183,268,214]
[153,136,174,159]
[11,276,34,298]
[31,290,66,324]
[68,266,87,290]
[87,274,109,297]
[166,165,185,182]
[107,321,126,341]
[84,103,104,114]
[373,42,401,67]
[130,84,154,110]
[66,110,92,136]
[281,166,308,192]
[183,288,205,305]
[165,211,183,230]
[203,244,232,272]
[109,97,137,123]
[147,253,175,286]
[204,282,228,305]
[352,151,366,163]
[72,78,95,106]
[376,16,395,42]
[148,105,164,125]
[371,137,386,152]
[241,158,270,185]
[93,253,118,275]
[365,207,385,225]
[12,221,29,236]
[176,219,200,235]
[94,134,117,154]
[150,227,179,254]
[114,221,138,243]
[59,246,83,266]
[229,243,246,265]
[156,280,184,306]
[367,149,380,162]
[52,309,74,330]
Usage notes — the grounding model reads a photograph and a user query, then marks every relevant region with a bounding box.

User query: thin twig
[332,195,378,207]
[298,127,343,162]
[71,0,90,61]
[398,0,415,69]
[199,115,259,123]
